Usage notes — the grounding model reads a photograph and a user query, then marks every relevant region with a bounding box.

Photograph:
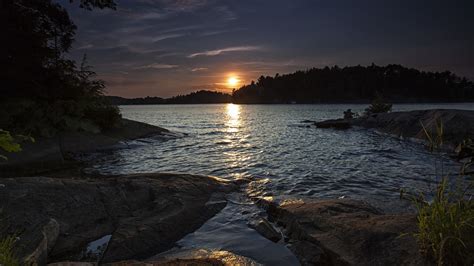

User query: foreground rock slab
[0,173,236,264]
[49,249,261,266]
[264,199,429,266]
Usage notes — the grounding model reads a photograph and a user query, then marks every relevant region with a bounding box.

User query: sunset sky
[64,0,474,98]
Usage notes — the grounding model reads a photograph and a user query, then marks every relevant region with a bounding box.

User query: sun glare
[227,76,239,88]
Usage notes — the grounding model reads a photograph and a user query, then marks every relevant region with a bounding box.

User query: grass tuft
[0,235,19,266]
[413,118,474,265]
[414,178,474,265]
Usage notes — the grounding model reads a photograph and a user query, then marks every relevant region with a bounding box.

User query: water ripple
[84,103,473,213]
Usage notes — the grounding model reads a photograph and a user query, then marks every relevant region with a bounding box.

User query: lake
[84,103,473,265]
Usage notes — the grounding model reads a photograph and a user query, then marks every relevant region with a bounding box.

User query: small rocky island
[315,109,474,149]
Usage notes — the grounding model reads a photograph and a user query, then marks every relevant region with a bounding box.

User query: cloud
[134,63,179,69]
[161,0,209,12]
[191,67,208,72]
[151,33,185,42]
[188,46,262,58]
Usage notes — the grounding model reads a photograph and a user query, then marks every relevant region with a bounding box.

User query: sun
[227,76,239,88]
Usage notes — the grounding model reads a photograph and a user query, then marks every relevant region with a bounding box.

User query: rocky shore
[0,118,171,177]
[316,109,474,149]
[2,112,460,265]
[0,173,236,265]
[259,199,428,266]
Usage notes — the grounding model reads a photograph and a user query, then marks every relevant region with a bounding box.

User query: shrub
[84,103,122,130]
[365,92,392,115]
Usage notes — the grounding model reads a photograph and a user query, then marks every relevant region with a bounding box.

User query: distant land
[106,90,232,105]
[108,64,474,105]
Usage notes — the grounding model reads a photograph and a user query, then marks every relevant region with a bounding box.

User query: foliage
[414,179,474,265]
[1,0,120,137]
[0,235,18,266]
[70,0,117,10]
[166,90,233,104]
[0,130,21,154]
[420,119,444,152]
[0,130,34,160]
[364,92,392,115]
[0,212,19,266]
[232,64,474,103]
[106,90,233,105]
[412,119,474,265]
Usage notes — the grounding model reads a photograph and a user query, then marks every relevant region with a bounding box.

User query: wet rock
[264,199,429,266]
[143,248,262,266]
[249,218,282,243]
[315,119,351,129]
[0,173,236,264]
[50,249,263,266]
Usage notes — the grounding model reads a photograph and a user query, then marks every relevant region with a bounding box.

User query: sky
[63,0,474,98]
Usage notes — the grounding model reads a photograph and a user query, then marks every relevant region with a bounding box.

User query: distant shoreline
[113,100,474,105]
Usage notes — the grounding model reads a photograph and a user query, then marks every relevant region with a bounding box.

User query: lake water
[85,103,473,265]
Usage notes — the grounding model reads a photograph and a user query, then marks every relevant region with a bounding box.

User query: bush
[365,92,392,115]
[84,103,122,130]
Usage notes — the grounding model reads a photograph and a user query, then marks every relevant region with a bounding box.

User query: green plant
[420,119,444,152]
[0,129,35,160]
[364,92,392,115]
[412,119,474,265]
[0,130,22,161]
[0,212,19,266]
[0,235,19,266]
[414,179,474,265]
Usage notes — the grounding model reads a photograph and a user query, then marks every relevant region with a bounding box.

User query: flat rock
[0,173,235,264]
[315,119,351,129]
[352,109,474,148]
[264,199,429,266]
[144,248,262,265]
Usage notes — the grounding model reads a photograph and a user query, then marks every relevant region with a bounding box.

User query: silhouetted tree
[232,64,474,104]
[0,0,120,136]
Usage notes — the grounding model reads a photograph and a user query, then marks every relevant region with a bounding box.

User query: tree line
[107,91,232,105]
[232,64,474,104]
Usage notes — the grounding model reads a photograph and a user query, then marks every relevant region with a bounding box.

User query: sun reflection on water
[223,103,247,179]
[225,103,241,132]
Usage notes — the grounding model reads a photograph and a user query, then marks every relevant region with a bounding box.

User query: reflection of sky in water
[86,103,473,212]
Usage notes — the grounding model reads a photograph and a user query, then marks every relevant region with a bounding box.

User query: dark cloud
[61,0,474,97]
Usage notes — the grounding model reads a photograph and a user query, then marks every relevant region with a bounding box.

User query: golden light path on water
[223,103,251,180]
[225,103,240,131]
